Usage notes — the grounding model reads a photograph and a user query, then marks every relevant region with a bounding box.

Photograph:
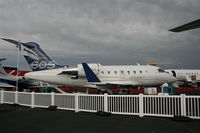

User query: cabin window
[133,71,136,74]
[101,71,104,74]
[114,71,117,74]
[121,71,124,74]
[127,71,130,74]
[108,71,110,74]
[140,71,142,74]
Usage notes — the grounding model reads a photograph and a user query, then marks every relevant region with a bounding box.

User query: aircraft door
[172,71,176,77]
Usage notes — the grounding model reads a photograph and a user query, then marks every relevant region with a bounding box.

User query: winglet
[82,63,101,82]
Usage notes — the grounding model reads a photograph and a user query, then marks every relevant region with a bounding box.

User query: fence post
[104,93,108,112]
[0,90,4,104]
[75,93,79,112]
[181,94,186,116]
[31,91,35,108]
[15,91,18,104]
[51,92,55,106]
[139,94,144,117]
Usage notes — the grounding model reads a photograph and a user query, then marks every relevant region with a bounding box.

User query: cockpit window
[158,69,166,73]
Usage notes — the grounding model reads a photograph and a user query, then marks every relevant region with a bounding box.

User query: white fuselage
[25,63,177,89]
[166,69,200,82]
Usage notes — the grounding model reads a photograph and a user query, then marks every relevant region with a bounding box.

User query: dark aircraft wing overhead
[169,19,200,32]
[0,58,6,62]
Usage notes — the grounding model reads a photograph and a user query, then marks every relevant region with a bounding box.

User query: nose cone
[169,75,178,83]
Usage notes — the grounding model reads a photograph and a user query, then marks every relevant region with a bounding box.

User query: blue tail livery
[22,42,60,71]
[82,63,101,82]
[1,38,66,71]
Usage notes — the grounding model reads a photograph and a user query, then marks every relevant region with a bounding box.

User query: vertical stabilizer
[1,38,63,71]
[22,42,59,71]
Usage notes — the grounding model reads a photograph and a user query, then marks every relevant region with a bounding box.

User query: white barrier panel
[143,95,181,117]
[78,94,104,112]
[34,93,51,108]
[54,93,75,110]
[185,96,200,119]
[18,92,32,106]
[108,95,140,115]
[3,91,15,104]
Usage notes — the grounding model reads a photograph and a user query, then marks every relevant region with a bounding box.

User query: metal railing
[0,90,200,119]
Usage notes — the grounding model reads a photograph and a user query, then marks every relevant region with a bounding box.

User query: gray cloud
[0,0,200,70]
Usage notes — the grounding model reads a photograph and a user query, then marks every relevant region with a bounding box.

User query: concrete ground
[0,104,200,133]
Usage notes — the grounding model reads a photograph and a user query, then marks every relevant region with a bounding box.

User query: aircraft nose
[170,75,177,83]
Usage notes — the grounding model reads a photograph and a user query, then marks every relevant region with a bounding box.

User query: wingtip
[1,38,24,45]
[0,58,7,62]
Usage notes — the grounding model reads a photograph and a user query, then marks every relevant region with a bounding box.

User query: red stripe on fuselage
[4,70,30,76]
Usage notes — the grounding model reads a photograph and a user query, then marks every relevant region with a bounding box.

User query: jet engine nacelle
[77,63,100,77]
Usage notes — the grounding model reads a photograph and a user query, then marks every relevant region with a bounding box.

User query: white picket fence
[0,90,200,119]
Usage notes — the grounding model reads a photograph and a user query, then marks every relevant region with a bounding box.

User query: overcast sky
[0,0,200,70]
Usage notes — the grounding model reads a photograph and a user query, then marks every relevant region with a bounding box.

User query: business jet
[1,38,177,93]
[166,69,200,87]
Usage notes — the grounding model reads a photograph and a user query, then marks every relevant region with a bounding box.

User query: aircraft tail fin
[1,38,61,71]
[22,42,59,71]
[82,63,101,82]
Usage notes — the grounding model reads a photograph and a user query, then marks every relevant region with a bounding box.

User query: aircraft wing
[0,58,6,62]
[169,19,200,32]
[95,81,137,87]
[1,38,26,46]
